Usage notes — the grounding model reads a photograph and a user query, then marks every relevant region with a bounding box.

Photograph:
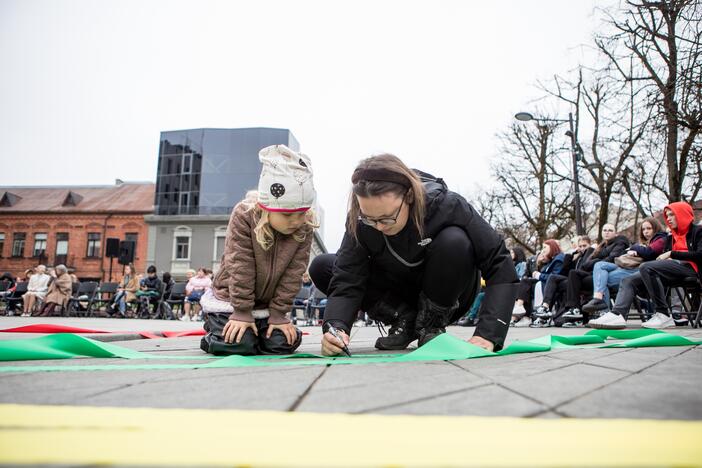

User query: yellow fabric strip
[0,404,700,466]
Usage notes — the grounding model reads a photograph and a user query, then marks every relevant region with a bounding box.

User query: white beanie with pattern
[257,145,316,212]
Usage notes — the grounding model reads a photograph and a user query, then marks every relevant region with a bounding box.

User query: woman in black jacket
[309,154,518,355]
[561,224,630,322]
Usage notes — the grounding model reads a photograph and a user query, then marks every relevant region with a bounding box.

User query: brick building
[0,181,154,281]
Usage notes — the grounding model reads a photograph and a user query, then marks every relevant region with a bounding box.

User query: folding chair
[93,282,119,314]
[65,282,99,317]
[0,280,12,313]
[668,277,702,328]
[5,282,28,315]
[307,290,327,325]
[291,287,311,325]
[165,282,187,319]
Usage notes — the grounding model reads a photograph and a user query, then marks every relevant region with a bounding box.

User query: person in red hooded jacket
[589,201,700,330]
[638,202,701,328]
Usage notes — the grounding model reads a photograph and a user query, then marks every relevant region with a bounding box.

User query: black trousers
[542,274,568,308]
[611,272,648,318]
[638,260,697,315]
[309,226,480,323]
[565,270,593,308]
[200,314,302,356]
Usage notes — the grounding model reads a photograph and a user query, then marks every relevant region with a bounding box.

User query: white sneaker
[642,312,674,329]
[20,312,30,317]
[587,311,626,329]
[353,320,366,328]
[180,315,190,322]
[513,316,532,328]
[512,303,527,318]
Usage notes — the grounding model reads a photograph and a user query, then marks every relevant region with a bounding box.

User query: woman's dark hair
[510,247,526,264]
[347,154,427,240]
[639,217,663,244]
[147,265,157,274]
[162,272,172,283]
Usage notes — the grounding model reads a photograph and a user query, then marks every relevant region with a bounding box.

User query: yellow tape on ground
[0,404,700,467]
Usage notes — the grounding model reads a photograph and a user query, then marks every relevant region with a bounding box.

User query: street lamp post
[514,111,585,235]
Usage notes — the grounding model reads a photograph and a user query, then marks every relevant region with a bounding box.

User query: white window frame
[211,226,227,273]
[172,226,192,261]
[33,232,47,257]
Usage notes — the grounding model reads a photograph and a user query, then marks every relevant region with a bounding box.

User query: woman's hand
[657,251,672,261]
[468,335,495,352]
[266,322,298,345]
[321,329,350,356]
[222,320,258,344]
[532,271,541,279]
[626,250,638,257]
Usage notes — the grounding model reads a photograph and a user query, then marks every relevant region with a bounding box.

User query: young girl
[181,267,212,321]
[200,145,317,356]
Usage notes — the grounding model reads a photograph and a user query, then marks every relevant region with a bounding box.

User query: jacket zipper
[261,232,278,299]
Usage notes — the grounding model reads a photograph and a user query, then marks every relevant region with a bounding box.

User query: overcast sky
[0,0,610,250]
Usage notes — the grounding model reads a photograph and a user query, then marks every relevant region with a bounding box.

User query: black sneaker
[372,301,418,351]
[533,305,551,318]
[582,298,608,314]
[562,320,584,328]
[374,317,417,350]
[562,308,583,320]
[529,317,552,328]
[672,313,689,327]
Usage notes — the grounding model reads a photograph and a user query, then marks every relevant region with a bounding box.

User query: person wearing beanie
[199,144,318,355]
[309,154,518,356]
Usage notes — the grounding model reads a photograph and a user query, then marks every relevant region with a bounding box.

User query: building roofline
[160,127,294,134]
[0,181,154,189]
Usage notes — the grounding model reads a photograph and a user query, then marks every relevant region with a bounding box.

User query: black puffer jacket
[324,172,519,350]
[580,235,630,272]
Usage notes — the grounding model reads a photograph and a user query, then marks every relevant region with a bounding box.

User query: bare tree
[540,68,654,239]
[487,119,575,251]
[596,0,702,203]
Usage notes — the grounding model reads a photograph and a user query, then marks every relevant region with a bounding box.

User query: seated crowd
[490,201,701,330]
[0,264,327,324]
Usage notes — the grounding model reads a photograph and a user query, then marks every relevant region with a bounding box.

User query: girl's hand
[532,271,541,279]
[321,329,350,356]
[626,250,638,256]
[266,322,298,346]
[657,251,672,261]
[222,320,258,344]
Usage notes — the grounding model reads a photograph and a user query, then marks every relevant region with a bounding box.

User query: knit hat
[257,145,316,212]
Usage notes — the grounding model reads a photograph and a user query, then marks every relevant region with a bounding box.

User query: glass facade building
[155,128,300,215]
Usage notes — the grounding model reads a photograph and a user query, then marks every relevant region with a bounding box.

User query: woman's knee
[428,226,473,259]
[309,254,336,293]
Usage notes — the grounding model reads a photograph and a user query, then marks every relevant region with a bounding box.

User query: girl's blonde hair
[241,190,318,250]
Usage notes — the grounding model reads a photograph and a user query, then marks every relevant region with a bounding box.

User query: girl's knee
[259,327,302,354]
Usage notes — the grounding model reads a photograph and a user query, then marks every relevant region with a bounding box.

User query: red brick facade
[0,213,149,281]
[0,183,154,281]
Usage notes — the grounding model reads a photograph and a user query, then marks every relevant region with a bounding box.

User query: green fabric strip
[0,330,699,373]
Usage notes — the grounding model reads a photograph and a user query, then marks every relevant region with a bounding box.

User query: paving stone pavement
[1,316,701,420]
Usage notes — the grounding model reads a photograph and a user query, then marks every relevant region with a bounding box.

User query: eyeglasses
[358,196,405,227]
